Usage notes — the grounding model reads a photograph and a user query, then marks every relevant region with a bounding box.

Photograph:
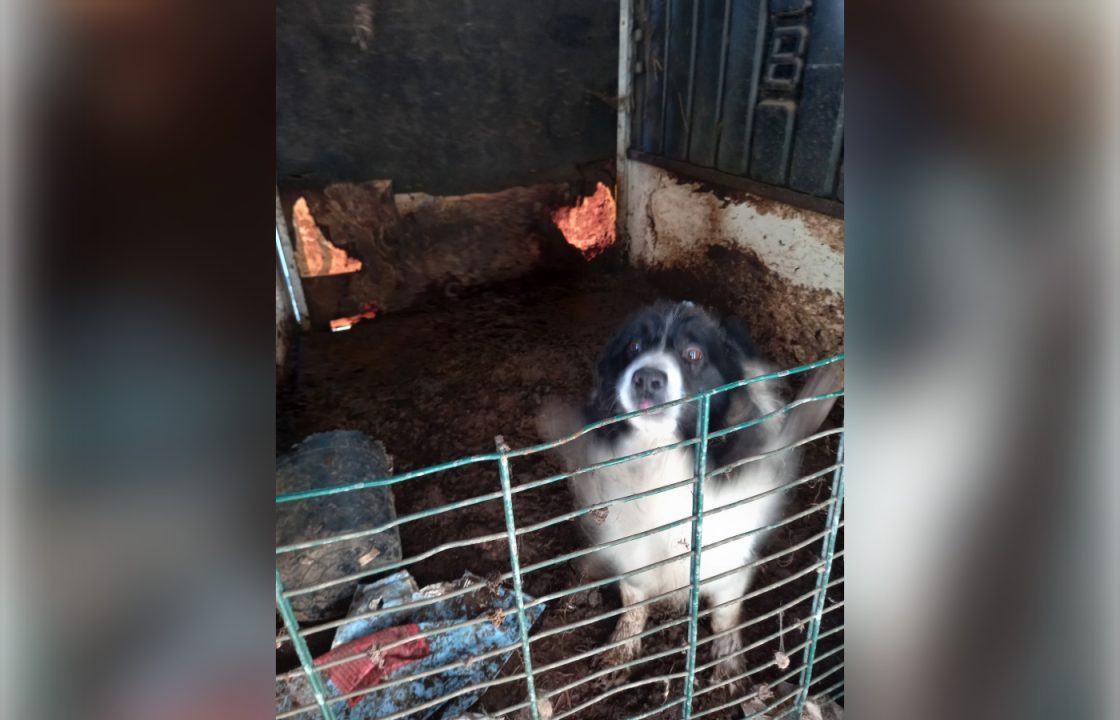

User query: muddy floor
[277,263,844,719]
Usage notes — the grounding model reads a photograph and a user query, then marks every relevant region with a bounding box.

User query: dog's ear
[721,313,758,360]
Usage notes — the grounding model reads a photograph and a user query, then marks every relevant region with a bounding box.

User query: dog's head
[589,302,756,437]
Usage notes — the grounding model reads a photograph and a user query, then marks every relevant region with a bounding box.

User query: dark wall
[631,0,843,214]
[277,0,619,194]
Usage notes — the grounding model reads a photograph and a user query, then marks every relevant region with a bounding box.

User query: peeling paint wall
[622,160,844,366]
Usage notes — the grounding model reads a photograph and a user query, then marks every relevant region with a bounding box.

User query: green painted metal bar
[276,575,498,644]
[794,437,846,717]
[512,435,698,495]
[496,436,542,720]
[276,453,498,504]
[629,698,686,720]
[517,472,697,534]
[548,642,688,706]
[286,531,508,597]
[707,389,844,440]
[277,489,504,555]
[553,672,690,720]
[275,569,336,720]
[681,394,710,719]
[709,427,844,480]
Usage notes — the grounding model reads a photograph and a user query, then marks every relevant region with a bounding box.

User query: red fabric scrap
[314,624,429,707]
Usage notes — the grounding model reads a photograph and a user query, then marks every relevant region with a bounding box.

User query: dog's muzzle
[631,366,668,409]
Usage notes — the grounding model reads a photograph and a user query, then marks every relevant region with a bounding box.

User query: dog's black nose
[632,367,667,393]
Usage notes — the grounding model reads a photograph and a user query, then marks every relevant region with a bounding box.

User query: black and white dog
[538,301,840,682]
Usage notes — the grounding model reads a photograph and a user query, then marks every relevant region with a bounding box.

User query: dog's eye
[627,339,643,356]
[683,345,704,363]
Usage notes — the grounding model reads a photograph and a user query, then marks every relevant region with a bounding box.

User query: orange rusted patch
[329,304,379,332]
[551,182,616,259]
[292,197,363,277]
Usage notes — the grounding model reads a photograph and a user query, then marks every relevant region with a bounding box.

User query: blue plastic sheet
[285,570,544,720]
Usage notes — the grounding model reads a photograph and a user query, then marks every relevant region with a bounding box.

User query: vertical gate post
[496,436,542,720]
[681,394,711,719]
[275,569,337,720]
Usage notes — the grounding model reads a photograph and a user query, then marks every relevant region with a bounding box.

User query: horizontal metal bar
[694,606,843,696]
[694,656,809,719]
[512,436,699,495]
[552,670,690,720]
[631,698,680,720]
[695,576,843,652]
[493,638,695,718]
[277,575,500,644]
[276,490,504,555]
[808,660,844,691]
[697,625,843,703]
[275,452,499,504]
[701,498,835,557]
[815,676,845,700]
[709,427,844,480]
[517,474,698,538]
[707,390,844,441]
[277,634,521,693]
[273,703,318,720]
[519,462,840,577]
[284,530,508,597]
[628,697,686,720]
[278,650,530,720]
[529,551,840,648]
[521,520,835,614]
[739,678,805,720]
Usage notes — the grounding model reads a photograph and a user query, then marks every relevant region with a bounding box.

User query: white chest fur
[568,426,787,606]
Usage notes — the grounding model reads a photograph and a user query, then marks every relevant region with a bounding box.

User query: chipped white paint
[623,160,844,296]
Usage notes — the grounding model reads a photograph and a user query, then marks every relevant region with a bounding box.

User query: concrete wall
[622,159,844,366]
[277,0,618,195]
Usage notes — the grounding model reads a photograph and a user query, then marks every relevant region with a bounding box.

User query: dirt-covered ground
[277,263,844,719]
